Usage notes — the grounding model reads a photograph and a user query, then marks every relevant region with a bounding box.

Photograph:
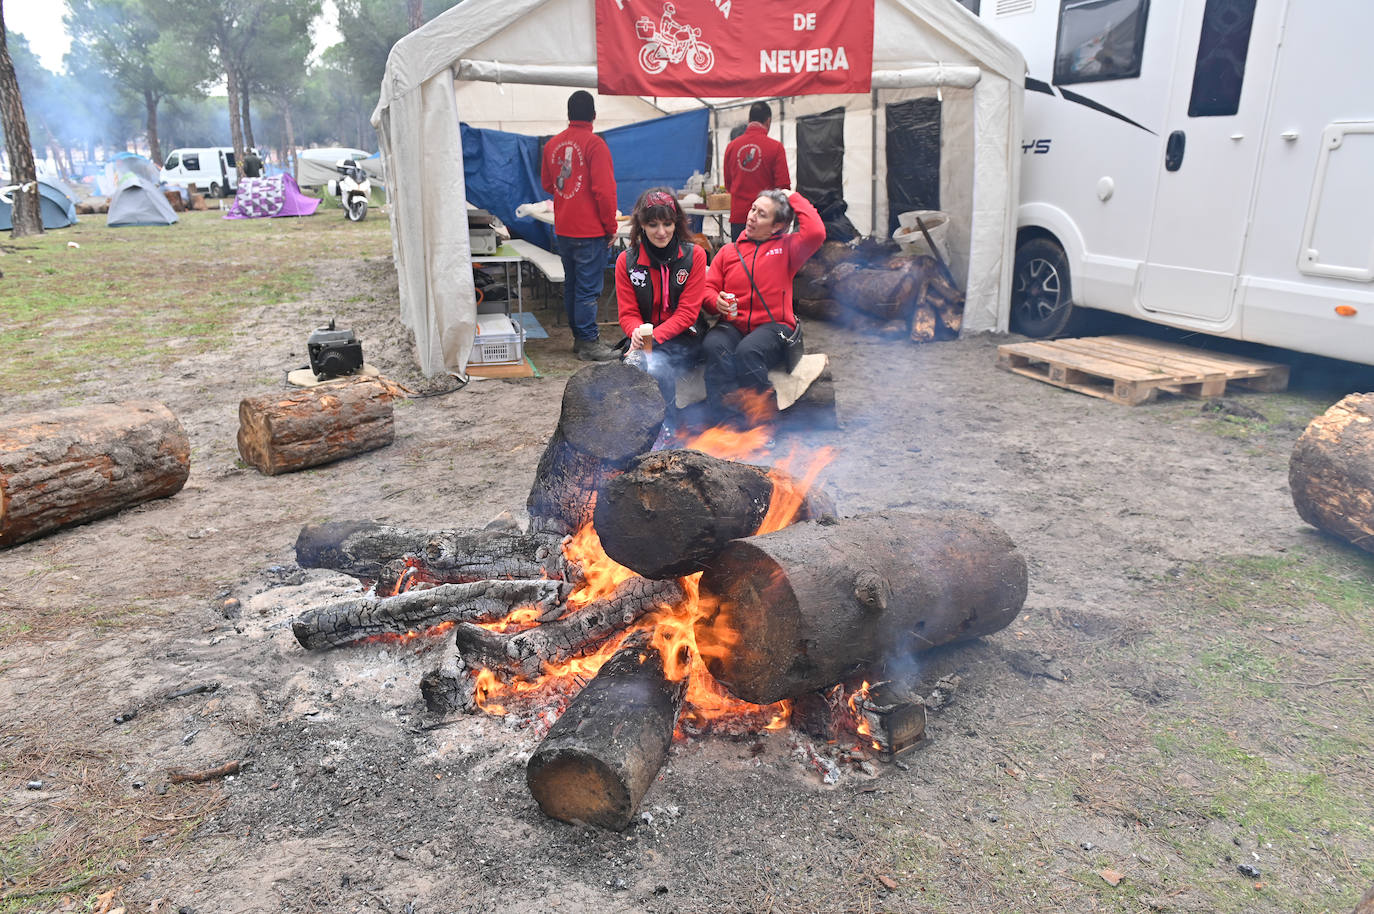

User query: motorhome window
[183,154,200,170]
[1053,0,1149,85]
[1187,0,1256,117]
[165,153,179,169]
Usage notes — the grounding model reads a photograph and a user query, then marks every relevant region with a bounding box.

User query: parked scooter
[328,159,371,221]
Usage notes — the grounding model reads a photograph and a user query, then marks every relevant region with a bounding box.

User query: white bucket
[893,210,950,260]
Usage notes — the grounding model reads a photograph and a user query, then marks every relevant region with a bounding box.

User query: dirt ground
[3,215,1374,914]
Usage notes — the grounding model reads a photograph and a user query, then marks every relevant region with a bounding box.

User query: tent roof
[375,0,1023,119]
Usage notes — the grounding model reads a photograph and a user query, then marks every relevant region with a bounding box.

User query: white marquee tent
[373,0,1025,376]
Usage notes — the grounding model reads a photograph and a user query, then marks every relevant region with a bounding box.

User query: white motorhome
[160,147,248,197]
[971,0,1374,365]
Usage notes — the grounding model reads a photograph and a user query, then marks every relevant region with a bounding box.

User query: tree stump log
[594,449,836,579]
[910,304,938,343]
[452,577,685,680]
[1289,393,1374,554]
[291,578,573,650]
[295,521,569,586]
[236,376,402,476]
[527,362,665,535]
[832,265,916,322]
[0,400,190,548]
[526,632,686,830]
[695,511,1028,704]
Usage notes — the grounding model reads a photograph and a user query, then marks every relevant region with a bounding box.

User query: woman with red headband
[614,186,709,418]
[701,188,824,426]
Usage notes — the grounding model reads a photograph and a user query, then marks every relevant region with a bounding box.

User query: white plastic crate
[470,312,524,365]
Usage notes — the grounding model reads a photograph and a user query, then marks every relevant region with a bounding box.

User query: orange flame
[361,619,455,647]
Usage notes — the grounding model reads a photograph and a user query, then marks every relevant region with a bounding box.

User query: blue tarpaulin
[460,108,710,254]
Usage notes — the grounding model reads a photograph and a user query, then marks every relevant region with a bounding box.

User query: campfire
[287,362,1027,829]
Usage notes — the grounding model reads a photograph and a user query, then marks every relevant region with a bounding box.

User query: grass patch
[0,210,391,395]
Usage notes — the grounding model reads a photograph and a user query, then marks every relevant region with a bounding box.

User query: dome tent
[107,154,179,227]
[0,177,78,230]
[370,0,1025,376]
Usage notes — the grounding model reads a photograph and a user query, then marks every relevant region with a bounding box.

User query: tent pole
[871,88,879,238]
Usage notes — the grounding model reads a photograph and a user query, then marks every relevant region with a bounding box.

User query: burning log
[527,362,665,535]
[0,401,190,548]
[593,449,836,579]
[295,521,569,586]
[236,376,403,476]
[1289,393,1374,554]
[292,578,573,650]
[696,511,1028,704]
[452,577,685,680]
[526,632,686,830]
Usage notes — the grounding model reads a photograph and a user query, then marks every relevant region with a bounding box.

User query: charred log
[527,362,665,535]
[420,639,477,714]
[0,401,190,548]
[292,579,572,650]
[832,265,916,322]
[237,376,403,476]
[1289,393,1374,554]
[594,449,837,580]
[295,521,569,585]
[696,511,1028,705]
[526,632,687,830]
[910,304,938,343]
[452,577,685,680]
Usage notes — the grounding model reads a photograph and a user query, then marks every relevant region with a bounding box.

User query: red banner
[596,0,874,97]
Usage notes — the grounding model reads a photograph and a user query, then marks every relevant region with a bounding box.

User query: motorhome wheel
[1011,237,1086,338]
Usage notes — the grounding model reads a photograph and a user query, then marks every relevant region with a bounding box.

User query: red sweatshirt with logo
[541,121,619,238]
[615,242,708,344]
[703,191,824,333]
[723,123,791,225]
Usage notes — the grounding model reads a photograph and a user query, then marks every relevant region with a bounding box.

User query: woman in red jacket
[701,189,824,426]
[614,187,708,417]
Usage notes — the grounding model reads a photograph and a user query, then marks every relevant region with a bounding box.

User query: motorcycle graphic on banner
[635,3,715,75]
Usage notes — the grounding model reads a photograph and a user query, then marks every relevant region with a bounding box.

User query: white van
[160,147,253,197]
[974,0,1374,366]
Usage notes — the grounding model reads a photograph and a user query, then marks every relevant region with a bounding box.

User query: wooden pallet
[997,335,1290,406]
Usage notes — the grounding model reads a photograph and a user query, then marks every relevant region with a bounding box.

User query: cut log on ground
[831,265,916,322]
[295,521,569,586]
[696,511,1028,704]
[910,304,938,343]
[594,449,836,579]
[1289,392,1374,554]
[793,297,845,323]
[292,578,573,650]
[526,632,687,830]
[452,577,685,680]
[237,376,403,476]
[527,362,665,535]
[0,400,190,548]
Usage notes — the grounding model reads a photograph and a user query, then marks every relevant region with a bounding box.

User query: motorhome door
[1139,0,1279,323]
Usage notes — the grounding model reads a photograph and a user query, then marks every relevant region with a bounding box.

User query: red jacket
[723,123,791,225]
[615,241,707,344]
[704,192,823,333]
[541,121,618,238]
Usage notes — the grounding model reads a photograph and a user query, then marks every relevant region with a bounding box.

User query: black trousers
[643,334,702,415]
[702,322,787,424]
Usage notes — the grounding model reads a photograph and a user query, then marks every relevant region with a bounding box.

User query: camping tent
[297,147,385,187]
[0,177,78,230]
[372,0,1025,376]
[223,174,322,219]
[107,154,178,227]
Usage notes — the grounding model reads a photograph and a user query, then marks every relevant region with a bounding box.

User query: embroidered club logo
[630,269,648,288]
[737,143,762,172]
[675,269,689,285]
[550,141,586,198]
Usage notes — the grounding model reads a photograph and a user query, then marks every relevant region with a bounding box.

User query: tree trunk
[1289,392,1374,554]
[283,102,297,180]
[593,449,836,579]
[406,0,424,30]
[452,577,685,681]
[240,84,254,150]
[526,362,665,535]
[0,8,43,238]
[295,521,570,588]
[695,511,1028,704]
[145,88,161,165]
[236,376,399,476]
[526,633,686,830]
[224,59,245,179]
[0,401,190,548]
[292,579,573,651]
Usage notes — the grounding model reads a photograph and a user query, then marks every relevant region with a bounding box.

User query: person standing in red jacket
[702,189,824,426]
[542,90,620,361]
[614,188,708,421]
[723,102,790,241]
